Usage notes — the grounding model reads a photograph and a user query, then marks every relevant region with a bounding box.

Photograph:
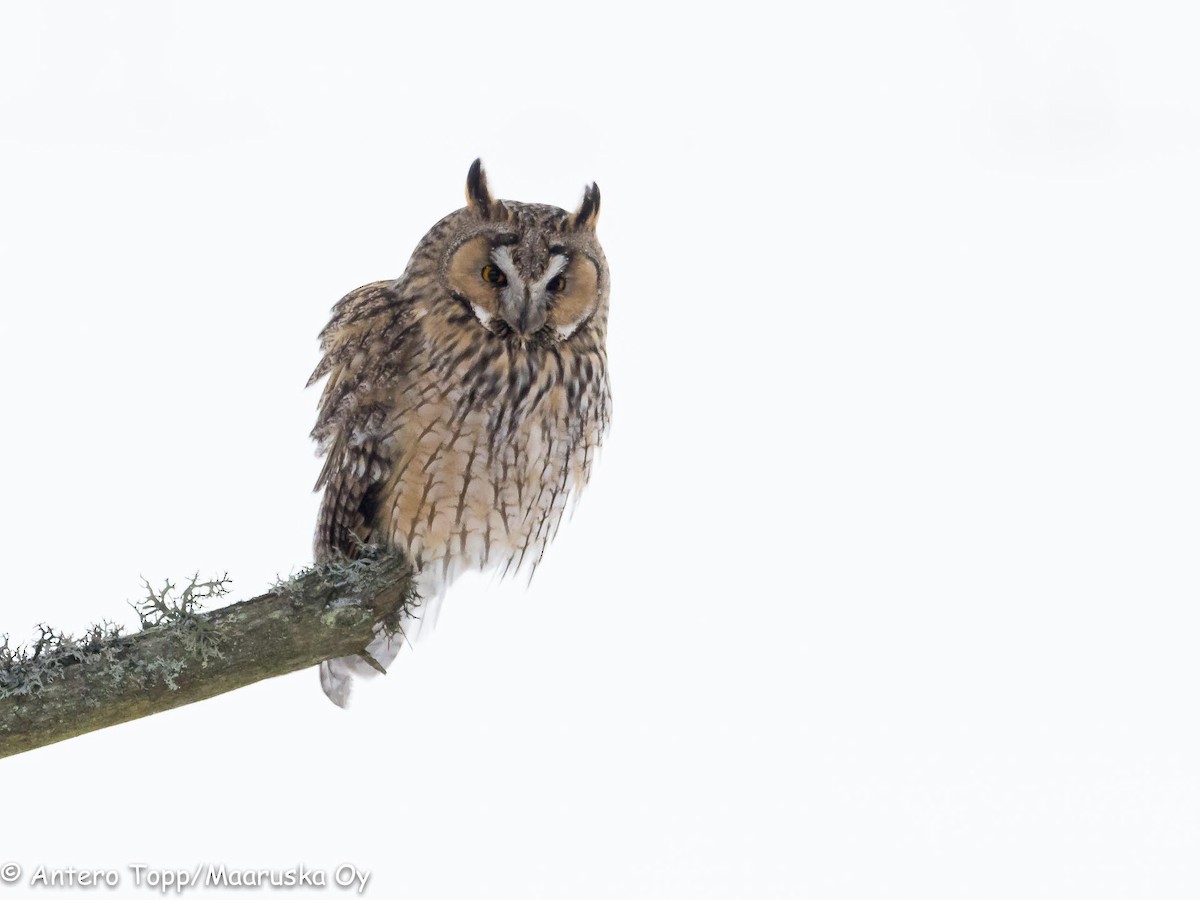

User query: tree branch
[0,550,416,760]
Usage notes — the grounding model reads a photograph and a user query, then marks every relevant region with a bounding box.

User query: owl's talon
[355,648,388,675]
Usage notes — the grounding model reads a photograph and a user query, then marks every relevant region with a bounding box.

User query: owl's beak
[501,289,547,336]
[515,305,546,335]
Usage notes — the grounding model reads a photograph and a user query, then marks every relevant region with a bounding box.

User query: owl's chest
[372,354,603,577]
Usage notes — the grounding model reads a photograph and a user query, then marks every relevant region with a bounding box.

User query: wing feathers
[309,280,415,559]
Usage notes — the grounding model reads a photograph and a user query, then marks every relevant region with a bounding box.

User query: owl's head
[438,159,608,347]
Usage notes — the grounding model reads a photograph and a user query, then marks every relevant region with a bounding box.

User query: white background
[1,1,1198,897]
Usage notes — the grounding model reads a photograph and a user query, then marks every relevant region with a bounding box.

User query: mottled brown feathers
[310,161,611,606]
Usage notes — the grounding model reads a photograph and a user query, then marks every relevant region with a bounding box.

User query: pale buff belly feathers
[372,326,607,589]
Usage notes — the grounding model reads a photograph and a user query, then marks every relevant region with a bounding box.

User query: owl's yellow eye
[481,264,507,286]
[546,274,567,293]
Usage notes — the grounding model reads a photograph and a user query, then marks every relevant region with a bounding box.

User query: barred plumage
[309,160,610,706]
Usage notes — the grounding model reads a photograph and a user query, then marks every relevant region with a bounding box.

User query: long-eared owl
[309,160,611,706]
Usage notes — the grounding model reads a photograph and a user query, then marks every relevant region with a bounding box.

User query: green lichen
[2,552,415,707]
[0,620,127,699]
[131,573,231,666]
[274,542,418,638]
[0,573,233,700]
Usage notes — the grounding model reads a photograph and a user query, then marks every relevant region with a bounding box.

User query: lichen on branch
[0,547,416,760]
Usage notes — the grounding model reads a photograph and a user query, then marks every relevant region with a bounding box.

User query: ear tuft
[571,182,600,231]
[466,158,494,219]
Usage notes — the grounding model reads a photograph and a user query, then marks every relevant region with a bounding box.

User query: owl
[308,160,611,706]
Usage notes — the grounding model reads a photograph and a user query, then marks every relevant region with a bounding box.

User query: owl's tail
[319,627,406,708]
[319,659,354,708]
[317,584,446,707]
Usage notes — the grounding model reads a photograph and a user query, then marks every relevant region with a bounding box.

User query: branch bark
[0,552,415,760]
